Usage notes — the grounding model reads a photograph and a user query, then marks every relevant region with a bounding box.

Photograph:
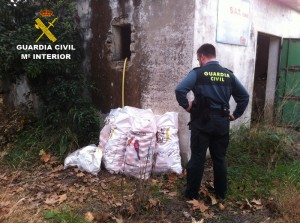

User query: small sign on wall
[216,0,251,46]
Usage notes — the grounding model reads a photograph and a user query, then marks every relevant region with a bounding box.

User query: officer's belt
[208,108,229,116]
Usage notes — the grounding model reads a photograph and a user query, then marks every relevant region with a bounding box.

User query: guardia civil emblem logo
[35,10,58,43]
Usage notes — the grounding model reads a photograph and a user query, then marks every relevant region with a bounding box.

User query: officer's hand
[186,101,193,113]
[229,114,235,121]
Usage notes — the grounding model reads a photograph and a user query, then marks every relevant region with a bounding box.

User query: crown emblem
[39,10,53,17]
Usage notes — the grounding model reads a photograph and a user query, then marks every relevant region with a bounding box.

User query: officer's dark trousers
[186,113,230,199]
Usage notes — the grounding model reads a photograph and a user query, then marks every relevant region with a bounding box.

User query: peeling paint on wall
[77,0,92,78]
[90,0,142,113]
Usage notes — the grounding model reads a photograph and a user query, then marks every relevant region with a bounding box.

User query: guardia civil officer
[175,43,249,200]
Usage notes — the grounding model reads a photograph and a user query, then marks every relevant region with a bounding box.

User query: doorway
[252,32,281,124]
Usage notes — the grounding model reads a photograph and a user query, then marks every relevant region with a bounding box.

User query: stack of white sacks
[99,106,182,179]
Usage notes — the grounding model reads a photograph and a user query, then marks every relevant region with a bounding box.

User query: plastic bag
[64,145,102,176]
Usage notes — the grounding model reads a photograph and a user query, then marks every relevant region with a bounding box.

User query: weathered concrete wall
[90,0,194,117]
[254,0,300,37]
[193,0,256,130]
[90,0,143,113]
[138,0,195,164]
[77,0,92,80]
[5,76,40,111]
[89,0,195,164]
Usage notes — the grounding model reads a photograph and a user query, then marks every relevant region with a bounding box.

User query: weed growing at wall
[273,183,300,222]
[227,124,299,200]
[229,125,293,168]
[0,0,101,164]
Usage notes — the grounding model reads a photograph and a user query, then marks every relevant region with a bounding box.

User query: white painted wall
[190,0,300,124]
[253,0,300,38]
[264,37,281,121]
[173,0,300,165]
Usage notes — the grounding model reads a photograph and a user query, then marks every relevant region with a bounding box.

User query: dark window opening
[112,24,131,61]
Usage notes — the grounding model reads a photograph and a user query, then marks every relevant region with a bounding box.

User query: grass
[0,99,102,169]
[44,208,90,223]
[273,183,300,223]
[2,124,78,168]
[2,118,101,169]
[226,124,300,222]
[272,161,300,188]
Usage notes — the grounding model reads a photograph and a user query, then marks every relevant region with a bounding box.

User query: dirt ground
[0,157,279,223]
[0,95,295,223]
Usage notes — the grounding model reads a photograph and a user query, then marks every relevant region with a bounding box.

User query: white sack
[64,145,102,176]
[100,107,182,178]
[102,111,132,174]
[123,131,155,179]
[123,113,156,179]
[153,112,182,174]
[99,124,110,150]
[99,108,122,150]
[123,106,154,119]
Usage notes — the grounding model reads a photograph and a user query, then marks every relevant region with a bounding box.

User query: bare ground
[0,95,298,223]
[0,158,279,223]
